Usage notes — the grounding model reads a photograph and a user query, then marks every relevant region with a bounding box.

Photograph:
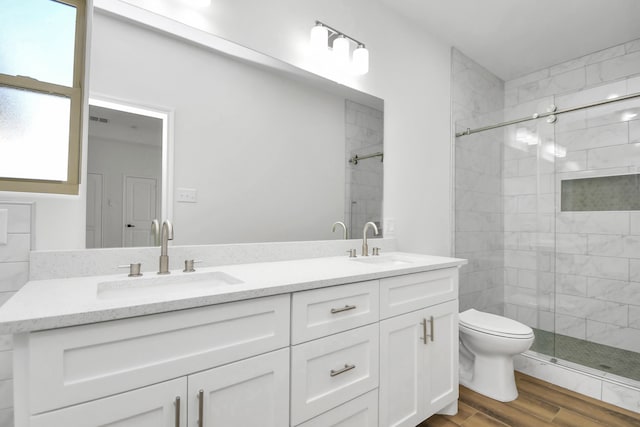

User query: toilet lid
[459,309,533,337]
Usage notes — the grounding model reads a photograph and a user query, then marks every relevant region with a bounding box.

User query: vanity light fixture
[310,23,330,55]
[310,21,369,75]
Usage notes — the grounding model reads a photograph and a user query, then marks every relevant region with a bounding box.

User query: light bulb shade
[310,24,329,54]
[332,36,350,68]
[352,46,369,75]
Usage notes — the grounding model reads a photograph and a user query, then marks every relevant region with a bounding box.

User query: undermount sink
[351,255,415,266]
[97,271,243,299]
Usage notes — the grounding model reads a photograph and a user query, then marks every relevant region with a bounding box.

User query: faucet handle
[346,249,357,258]
[118,263,142,277]
[183,259,202,273]
[372,247,380,256]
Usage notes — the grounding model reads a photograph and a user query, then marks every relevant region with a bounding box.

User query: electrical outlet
[176,188,198,203]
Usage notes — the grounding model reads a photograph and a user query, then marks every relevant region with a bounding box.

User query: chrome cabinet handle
[198,389,204,427]
[330,363,356,377]
[174,396,180,427]
[331,304,356,314]
[421,319,428,344]
[429,315,435,342]
[421,316,435,344]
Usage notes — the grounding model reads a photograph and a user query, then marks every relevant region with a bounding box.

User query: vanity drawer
[296,389,378,427]
[380,268,458,319]
[291,281,379,344]
[26,294,290,415]
[291,324,379,425]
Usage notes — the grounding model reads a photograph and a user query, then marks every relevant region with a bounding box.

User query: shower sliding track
[455,90,640,137]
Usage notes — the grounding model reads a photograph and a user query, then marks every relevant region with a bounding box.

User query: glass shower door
[454,103,557,358]
[551,83,640,381]
[502,107,557,358]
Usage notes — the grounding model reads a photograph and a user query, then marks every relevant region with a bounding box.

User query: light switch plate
[176,188,198,203]
[0,209,7,245]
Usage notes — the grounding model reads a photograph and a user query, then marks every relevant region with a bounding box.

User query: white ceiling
[88,105,163,147]
[380,0,640,81]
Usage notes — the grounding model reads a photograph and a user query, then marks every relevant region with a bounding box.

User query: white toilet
[458,309,534,402]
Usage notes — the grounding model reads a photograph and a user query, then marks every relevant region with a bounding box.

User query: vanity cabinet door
[425,300,458,415]
[30,377,186,427]
[187,348,289,427]
[379,300,459,427]
[379,309,426,427]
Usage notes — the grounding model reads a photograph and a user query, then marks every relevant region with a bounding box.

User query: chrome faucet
[332,221,348,239]
[158,220,174,275]
[151,219,160,246]
[362,221,379,256]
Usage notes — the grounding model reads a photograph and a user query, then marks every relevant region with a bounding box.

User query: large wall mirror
[87,3,383,247]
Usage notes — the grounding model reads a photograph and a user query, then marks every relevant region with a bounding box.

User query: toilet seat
[459,309,534,339]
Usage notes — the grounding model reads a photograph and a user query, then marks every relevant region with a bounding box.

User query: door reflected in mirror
[86,101,168,248]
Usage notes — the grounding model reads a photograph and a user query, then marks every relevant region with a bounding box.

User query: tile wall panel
[0,202,33,427]
[452,48,505,314]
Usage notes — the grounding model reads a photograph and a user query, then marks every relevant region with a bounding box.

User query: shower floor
[531,328,640,382]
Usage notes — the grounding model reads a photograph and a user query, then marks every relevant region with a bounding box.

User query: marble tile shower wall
[452,49,505,314]
[0,202,33,427]
[503,37,640,353]
[345,100,383,237]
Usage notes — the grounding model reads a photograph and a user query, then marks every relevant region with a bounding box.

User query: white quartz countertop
[0,252,466,334]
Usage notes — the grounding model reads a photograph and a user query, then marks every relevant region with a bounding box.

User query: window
[0,0,86,194]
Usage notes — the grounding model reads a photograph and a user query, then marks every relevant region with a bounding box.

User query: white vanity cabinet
[14,294,290,427]
[29,349,290,427]
[290,281,380,425]
[9,258,463,427]
[379,269,459,427]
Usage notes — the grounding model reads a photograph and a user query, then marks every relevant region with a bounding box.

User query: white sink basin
[351,255,416,266]
[97,271,243,299]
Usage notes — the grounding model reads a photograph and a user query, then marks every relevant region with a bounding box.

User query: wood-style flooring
[421,372,640,427]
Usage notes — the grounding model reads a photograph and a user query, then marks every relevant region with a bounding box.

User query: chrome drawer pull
[198,389,204,427]
[330,363,356,377]
[174,396,181,427]
[331,304,356,314]
[420,316,435,345]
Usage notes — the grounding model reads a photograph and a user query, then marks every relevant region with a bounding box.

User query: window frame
[0,0,86,195]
